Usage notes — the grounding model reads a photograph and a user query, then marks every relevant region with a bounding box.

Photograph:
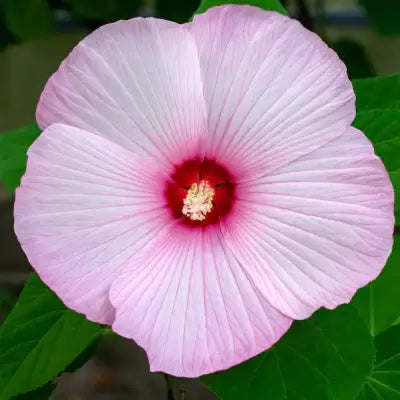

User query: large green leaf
[358,325,400,399]
[353,74,400,112]
[202,305,374,400]
[0,124,41,191]
[353,236,400,336]
[353,109,400,221]
[360,0,400,36]
[194,0,288,17]
[4,0,54,41]
[0,274,103,400]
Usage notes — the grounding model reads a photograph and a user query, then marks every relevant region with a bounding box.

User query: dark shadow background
[0,0,399,398]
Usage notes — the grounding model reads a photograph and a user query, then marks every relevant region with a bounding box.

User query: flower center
[165,159,235,227]
[182,181,215,221]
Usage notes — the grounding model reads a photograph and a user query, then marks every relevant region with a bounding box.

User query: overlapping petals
[14,5,394,377]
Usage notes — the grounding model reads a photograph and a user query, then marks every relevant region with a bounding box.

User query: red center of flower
[166,159,235,226]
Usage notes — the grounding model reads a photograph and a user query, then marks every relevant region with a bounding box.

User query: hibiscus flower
[14,5,394,377]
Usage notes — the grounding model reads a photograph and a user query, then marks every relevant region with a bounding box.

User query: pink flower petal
[14,124,170,324]
[222,127,394,319]
[36,18,208,167]
[110,225,292,377]
[187,5,355,180]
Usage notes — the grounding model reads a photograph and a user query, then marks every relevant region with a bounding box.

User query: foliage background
[0,0,399,399]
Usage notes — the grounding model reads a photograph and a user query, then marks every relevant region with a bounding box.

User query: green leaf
[202,305,374,400]
[353,74,400,112]
[193,0,288,17]
[353,109,400,221]
[0,124,41,191]
[13,383,56,400]
[357,325,400,399]
[69,0,140,21]
[360,0,400,36]
[0,274,103,400]
[353,236,400,336]
[4,0,54,41]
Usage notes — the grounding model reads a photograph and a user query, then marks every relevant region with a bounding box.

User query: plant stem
[164,373,175,400]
